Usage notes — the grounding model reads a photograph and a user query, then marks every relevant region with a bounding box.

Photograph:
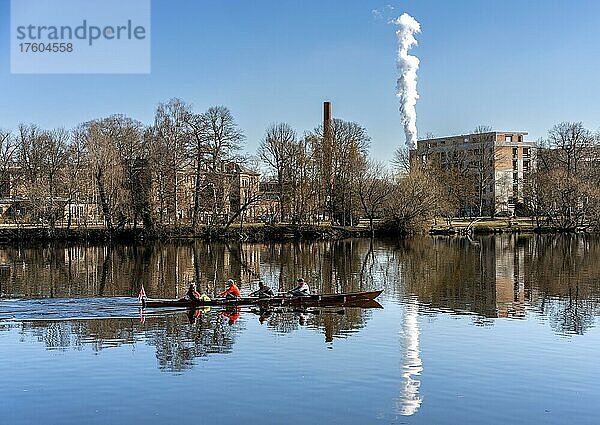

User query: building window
[513,172,518,182]
[512,147,518,158]
[513,160,518,170]
[523,147,530,158]
[523,160,530,172]
[506,135,513,143]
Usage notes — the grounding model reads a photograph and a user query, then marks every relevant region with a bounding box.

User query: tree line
[0,98,247,233]
[0,98,400,234]
[1,101,598,235]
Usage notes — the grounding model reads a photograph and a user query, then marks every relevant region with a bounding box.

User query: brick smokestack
[323,101,332,127]
[323,101,334,221]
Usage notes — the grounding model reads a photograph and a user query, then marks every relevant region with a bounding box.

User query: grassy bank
[428,217,589,235]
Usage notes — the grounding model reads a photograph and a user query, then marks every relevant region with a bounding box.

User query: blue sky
[1,0,599,160]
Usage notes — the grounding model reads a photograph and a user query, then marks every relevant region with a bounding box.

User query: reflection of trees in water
[256,307,373,343]
[395,237,499,317]
[146,312,238,372]
[527,235,600,334]
[11,312,238,372]
[4,235,598,335]
[18,319,137,351]
[259,240,375,294]
[394,234,600,334]
[0,239,383,299]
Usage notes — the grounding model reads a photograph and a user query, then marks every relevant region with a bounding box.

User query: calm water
[1,236,599,424]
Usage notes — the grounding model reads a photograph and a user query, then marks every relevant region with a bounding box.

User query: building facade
[166,161,261,225]
[413,131,535,216]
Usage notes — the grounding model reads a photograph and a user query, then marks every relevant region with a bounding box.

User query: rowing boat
[141,289,383,309]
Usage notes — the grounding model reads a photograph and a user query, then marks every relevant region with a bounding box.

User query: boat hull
[142,289,383,309]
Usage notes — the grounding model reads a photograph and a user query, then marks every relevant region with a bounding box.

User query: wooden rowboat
[141,289,383,309]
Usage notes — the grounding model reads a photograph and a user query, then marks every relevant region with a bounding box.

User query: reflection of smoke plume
[396,300,423,416]
[395,13,421,150]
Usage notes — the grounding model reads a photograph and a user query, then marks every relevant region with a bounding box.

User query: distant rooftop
[418,131,528,142]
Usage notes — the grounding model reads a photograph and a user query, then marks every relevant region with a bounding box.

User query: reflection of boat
[142,290,383,309]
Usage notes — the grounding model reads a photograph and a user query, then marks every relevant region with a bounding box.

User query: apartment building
[413,131,535,215]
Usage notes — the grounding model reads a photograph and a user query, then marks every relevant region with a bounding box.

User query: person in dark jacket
[186,283,211,303]
[250,281,275,298]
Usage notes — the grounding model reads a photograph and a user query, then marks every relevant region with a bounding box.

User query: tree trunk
[96,171,113,231]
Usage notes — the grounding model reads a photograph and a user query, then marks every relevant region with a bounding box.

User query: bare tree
[62,133,85,229]
[16,125,69,231]
[151,98,192,225]
[77,117,129,231]
[201,106,245,172]
[198,106,245,221]
[112,116,153,230]
[382,168,438,233]
[0,129,16,199]
[392,146,411,177]
[258,122,297,221]
[522,122,600,230]
[547,122,594,177]
[310,119,370,225]
[358,160,390,236]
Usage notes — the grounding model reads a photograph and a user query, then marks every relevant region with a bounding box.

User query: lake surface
[1,235,599,424]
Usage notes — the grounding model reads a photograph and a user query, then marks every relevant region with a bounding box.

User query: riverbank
[0,223,373,244]
[428,217,590,235]
[0,218,589,243]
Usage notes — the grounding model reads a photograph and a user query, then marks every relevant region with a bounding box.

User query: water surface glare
[1,235,599,424]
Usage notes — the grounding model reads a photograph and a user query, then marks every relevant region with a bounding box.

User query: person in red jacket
[221,306,241,325]
[218,279,241,299]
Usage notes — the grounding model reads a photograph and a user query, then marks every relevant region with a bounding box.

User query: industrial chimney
[322,101,334,221]
[323,101,332,126]
[323,101,332,145]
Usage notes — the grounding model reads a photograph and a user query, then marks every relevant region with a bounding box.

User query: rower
[186,283,211,303]
[221,306,241,325]
[288,278,310,296]
[218,279,241,299]
[250,281,274,298]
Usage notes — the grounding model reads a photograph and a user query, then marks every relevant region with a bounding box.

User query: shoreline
[0,220,592,244]
[0,224,374,244]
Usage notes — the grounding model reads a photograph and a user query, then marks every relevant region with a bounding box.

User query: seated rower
[288,278,310,296]
[186,283,211,303]
[218,279,241,299]
[250,281,274,298]
[221,306,241,326]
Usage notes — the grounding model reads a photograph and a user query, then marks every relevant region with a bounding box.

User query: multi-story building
[412,131,535,216]
[170,161,261,224]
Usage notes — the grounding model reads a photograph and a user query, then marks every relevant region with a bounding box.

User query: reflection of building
[412,131,535,215]
[493,237,525,318]
[406,236,526,319]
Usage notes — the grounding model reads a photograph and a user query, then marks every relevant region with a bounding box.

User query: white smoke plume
[395,13,421,150]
